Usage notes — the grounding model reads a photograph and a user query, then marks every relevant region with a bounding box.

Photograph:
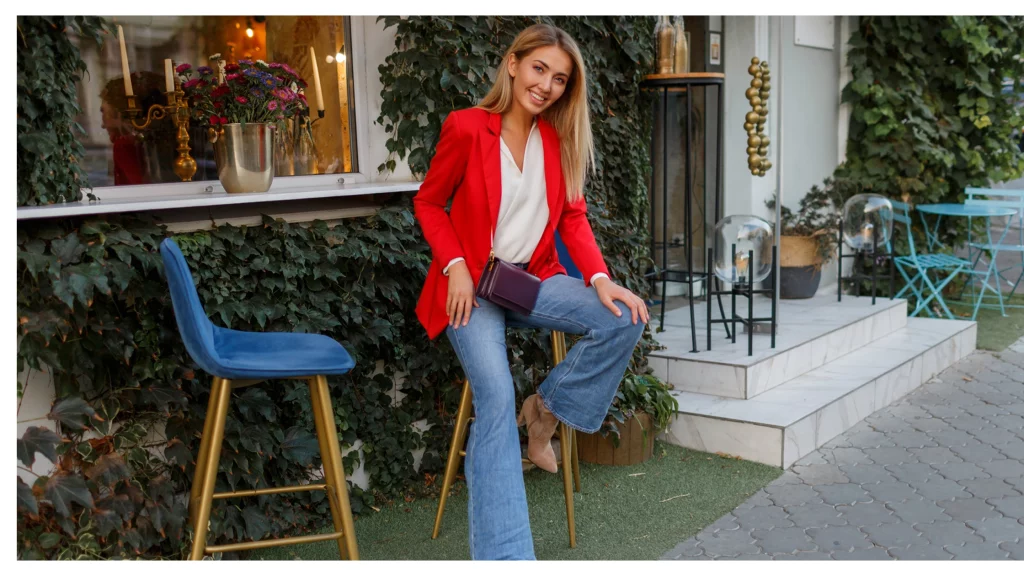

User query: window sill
[16,180,422,221]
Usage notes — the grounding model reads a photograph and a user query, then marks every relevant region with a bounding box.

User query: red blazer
[413,108,609,339]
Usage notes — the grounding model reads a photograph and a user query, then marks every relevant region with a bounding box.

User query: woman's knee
[468,369,517,417]
[607,301,646,338]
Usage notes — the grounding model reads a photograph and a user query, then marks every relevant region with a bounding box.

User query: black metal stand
[837,225,896,305]
[641,74,727,352]
[706,246,778,356]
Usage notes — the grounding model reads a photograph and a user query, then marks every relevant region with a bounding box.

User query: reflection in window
[75,16,357,189]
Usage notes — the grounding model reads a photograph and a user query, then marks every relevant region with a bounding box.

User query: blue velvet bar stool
[159,238,359,560]
[431,233,584,548]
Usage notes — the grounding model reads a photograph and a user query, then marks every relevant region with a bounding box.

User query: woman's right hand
[446,261,479,329]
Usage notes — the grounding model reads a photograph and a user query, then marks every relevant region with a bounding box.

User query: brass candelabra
[124,75,197,182]
[744,57,772,177]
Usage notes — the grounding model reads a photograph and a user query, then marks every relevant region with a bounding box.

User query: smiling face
[508,44,574,116]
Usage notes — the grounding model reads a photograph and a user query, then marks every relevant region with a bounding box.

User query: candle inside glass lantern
[860,221,875,252]
[734,252,750,284]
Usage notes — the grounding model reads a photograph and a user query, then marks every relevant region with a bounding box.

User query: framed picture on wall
[709,32,721,65]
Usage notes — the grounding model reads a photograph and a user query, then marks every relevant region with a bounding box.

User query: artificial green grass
[947,294,1024,351]
[255,441,781,560]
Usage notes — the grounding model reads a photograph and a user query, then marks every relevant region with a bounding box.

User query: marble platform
[649,295,908,399]
[657,317,976,468]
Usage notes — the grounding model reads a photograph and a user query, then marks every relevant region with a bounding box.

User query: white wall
[354,16,414,183]
[723,16,845,291]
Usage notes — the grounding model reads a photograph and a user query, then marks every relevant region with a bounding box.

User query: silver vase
[212,123,275,193]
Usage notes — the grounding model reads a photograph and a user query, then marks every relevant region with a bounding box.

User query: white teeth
[529,91,546,103]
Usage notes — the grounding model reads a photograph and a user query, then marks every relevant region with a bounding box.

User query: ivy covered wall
[16,16,657,559]
[836,16,1024,247]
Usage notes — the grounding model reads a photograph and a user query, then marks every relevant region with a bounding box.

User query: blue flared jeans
[445,273,645,560]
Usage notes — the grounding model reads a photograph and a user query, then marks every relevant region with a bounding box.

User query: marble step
[658,318,977,468]
[650,295,907,400]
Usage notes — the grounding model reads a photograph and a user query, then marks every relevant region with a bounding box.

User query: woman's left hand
[593,277,650,325]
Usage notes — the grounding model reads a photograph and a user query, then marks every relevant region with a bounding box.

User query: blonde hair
[477,23,594,204]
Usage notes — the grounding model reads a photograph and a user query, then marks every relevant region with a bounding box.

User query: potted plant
[765,177,851,299]
[177,58,310,193]
[576,372,679,466]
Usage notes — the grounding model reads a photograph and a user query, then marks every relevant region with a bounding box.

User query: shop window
[74,16,357,191]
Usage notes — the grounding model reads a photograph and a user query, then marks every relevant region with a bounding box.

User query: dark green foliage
[836,16,1024,249]
[17,16,109,206]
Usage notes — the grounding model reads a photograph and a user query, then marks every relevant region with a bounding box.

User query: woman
[413,23,648,560]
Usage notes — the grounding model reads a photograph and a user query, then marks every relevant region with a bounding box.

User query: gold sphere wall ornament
[744,58,772,176]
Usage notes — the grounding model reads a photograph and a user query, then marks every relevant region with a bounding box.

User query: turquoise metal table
[916,203,1016,319]
[916,203,1016,251]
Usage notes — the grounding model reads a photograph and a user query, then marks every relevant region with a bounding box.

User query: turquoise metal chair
[891,200,969,319]
[964,187,1024,315]
[159,238,359,560]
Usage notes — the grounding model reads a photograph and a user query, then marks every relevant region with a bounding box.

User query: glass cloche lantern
[713,215,774,287]
[842,194,894,253]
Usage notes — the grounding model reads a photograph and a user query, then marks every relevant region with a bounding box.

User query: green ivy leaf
[44,474,95,517]
[280,426,320,466]
[164,438,192,470]
[51,234,83,264]
[138,382,187,410]
[85,453,130,486]
[47,396,97,430]
[242,505,271,541]
[17,477,38,515]
[37,532,62,549]
[235,387,276,422]
[91,509,122,539]
[17,426,60,467]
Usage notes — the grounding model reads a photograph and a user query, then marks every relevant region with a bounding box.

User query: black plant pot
[762,265,822,299]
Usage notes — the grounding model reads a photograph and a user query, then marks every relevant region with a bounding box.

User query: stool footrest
[204,531,344,554]
[212,483,327,500]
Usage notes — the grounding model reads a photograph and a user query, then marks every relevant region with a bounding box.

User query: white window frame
[18,16,399,220]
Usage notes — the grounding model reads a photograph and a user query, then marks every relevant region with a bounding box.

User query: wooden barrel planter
[576,412,655,466]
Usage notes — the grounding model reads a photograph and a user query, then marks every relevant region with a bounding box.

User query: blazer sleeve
[412,111,470,267]
[557,192,610,287]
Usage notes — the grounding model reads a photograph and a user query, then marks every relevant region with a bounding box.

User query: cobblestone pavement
[662,337,1024,560]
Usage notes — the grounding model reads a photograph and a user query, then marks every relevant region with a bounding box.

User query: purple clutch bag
[476,255,541,316]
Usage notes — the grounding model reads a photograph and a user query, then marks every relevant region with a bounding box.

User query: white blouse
[444,120,607,286]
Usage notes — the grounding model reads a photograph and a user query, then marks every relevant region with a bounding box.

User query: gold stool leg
[551,329,581,541]
[571,429,581,493]
[559,421,577,548]
[432,380,473,539]
[189,382,223,528]
[309,375,359,560]
[188,377,232,560]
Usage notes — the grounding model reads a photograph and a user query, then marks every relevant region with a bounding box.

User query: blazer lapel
[479,112,503,236]
[539,119,562,224]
